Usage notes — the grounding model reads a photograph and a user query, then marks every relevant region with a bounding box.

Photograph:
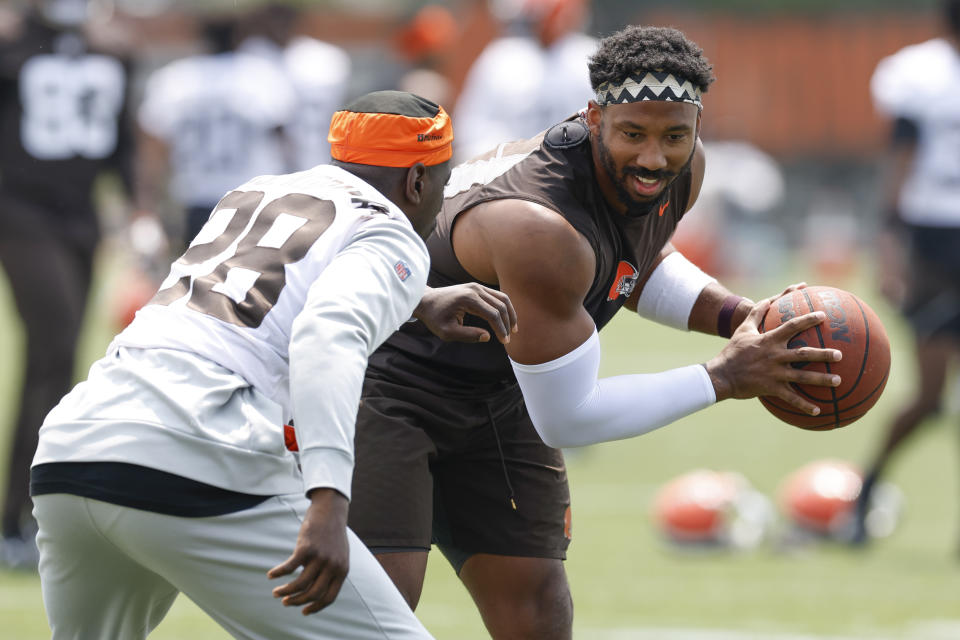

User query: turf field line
[579,622,960,640]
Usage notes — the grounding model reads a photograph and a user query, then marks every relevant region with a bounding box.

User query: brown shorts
[348,371,571,571]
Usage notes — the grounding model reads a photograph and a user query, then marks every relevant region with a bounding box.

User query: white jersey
[34,165,429,500]
[871,37,960,227]
[239,35,351,170]
[452,32,597,162]
[138,51,296,207]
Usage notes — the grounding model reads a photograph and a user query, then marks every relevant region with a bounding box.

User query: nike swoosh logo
[659,200,670,217]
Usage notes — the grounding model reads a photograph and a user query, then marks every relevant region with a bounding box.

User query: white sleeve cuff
[635,252,716,330]
[299,447,354,501]
[511,330,716,448]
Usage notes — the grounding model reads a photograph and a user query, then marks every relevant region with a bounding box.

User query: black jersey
[371,116,693,391]
[0,13,132,237]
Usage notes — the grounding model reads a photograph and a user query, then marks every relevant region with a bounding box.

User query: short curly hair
[588,25,715,94]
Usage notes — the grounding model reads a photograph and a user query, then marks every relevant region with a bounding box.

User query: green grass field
[1,249,958,639]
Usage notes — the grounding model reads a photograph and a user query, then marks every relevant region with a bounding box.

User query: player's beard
[596,134,696,219]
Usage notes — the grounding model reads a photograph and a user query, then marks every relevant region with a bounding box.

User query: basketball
[758,286,891,430]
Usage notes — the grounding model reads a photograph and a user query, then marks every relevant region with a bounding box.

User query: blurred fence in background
[647,12,936,158]
[77,1,942,157]
[2,0,943,278]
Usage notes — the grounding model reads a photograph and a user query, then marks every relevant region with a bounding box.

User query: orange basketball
[758,286,891,430]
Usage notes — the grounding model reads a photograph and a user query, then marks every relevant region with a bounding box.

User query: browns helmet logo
[607,260,639,301]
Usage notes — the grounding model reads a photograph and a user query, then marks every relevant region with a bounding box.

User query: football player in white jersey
[30,91,516,639]
[452,0,598,162]
[135,15,296,249]
[851,0,960,548]
[237,2,352,172]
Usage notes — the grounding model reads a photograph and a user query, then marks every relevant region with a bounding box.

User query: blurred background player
[851,0,960,548]
[392,4,458,108]
[237,2,352,172]
[452,0,596,162]
[135,13,295,250]
[0,0,154,569]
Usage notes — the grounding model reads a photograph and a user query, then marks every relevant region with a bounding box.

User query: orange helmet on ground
[779,459,903,542]
[652,469,773,549]
[779,459,862,535]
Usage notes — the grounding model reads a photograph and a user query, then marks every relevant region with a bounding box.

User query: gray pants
[34,493,433,640]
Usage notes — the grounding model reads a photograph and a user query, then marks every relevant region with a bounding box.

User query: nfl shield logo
[394,260,411,281]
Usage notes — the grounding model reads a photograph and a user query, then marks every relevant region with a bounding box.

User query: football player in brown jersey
[348,24,843,639]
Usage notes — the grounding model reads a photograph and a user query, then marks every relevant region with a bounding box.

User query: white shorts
[34,493,433,640]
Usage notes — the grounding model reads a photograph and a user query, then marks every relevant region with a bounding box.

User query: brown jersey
[369,116,693,391]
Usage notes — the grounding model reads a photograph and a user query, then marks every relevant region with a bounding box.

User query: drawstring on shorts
[484,400,518,511]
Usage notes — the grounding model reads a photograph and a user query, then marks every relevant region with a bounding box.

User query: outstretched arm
[454,199,842,449]
[513,296,840,448]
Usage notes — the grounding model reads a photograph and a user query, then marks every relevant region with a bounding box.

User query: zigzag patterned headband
[595,71,703,110]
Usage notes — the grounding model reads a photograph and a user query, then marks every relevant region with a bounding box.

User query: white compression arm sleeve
[510,330,716,448]
[635,251,716,330]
